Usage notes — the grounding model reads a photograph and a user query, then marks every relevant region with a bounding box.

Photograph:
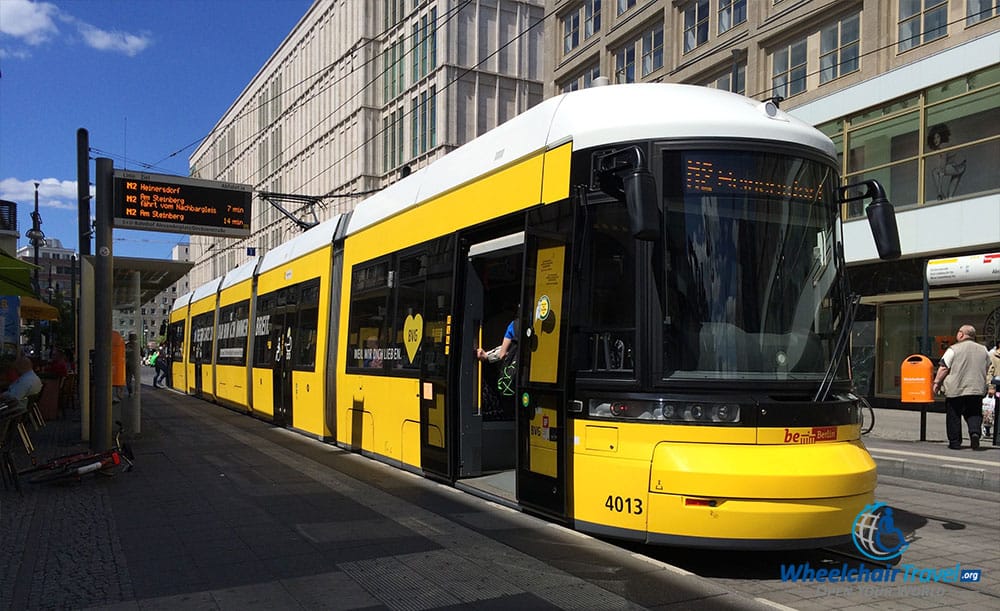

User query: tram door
[271,306,295,427]
[517,206,574,518]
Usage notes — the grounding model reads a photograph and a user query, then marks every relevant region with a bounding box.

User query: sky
[0,0,313,259]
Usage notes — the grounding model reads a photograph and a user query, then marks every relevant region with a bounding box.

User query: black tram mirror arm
[594,146,660,241]
[837,180,901,260]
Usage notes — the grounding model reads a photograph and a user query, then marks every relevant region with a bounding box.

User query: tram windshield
[658,149,844,381]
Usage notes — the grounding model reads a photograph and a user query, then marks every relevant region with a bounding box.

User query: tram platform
[1,377,996,610]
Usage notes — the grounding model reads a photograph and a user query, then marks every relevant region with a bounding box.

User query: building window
[412,7,437,81]
[820,13,860,84]
[718,0,746,35]
[898,0,948,53]
[709,63,746,95]
[617,0,636,15]
[614,44,635,84]
[561,64,601,93]
[564,0,602,55]
[771,39,807,99]
[383,109,404,172]
[684,1,710,53]
[411,86,436,157]
[563,11,580,54]
[967,0,999,24]
[383,38,406,103]
[641,25,664,77]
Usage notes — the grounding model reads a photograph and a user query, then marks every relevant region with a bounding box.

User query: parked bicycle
[19,422,134,485]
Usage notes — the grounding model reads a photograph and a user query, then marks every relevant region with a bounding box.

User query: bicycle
[859,396,876,436]
[19,422,134,485]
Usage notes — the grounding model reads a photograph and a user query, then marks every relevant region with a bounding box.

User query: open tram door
[517,204,575,519]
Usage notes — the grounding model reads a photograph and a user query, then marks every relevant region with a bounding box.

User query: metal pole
[93,158,114,451]
[921,259,930,442]
[128,270,141,434]
[78,129,91,257]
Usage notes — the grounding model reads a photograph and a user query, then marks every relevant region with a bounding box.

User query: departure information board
[113,170,252,238]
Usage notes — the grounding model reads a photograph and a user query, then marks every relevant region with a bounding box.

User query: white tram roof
[219,256,260,291]
[346,84,835,236]
[171,290,193,313]
[257,213,342,276]
[190,276,222,304]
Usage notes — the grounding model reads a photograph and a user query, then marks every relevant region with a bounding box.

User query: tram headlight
[588,399,741,424]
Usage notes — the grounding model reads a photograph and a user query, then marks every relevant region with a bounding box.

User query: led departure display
[113,170,252,238]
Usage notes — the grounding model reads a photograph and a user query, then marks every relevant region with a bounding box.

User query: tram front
[567,139,899,548]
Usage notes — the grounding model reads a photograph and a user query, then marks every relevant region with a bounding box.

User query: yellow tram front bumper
[644,440,876,546]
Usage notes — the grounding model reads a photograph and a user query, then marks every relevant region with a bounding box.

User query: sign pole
[94,158,114,451]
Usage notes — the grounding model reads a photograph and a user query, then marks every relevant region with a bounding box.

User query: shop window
[923,84,1000,202]
[898,0,947,53]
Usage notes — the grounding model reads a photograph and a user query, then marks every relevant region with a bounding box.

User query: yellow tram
[168,84,900,548]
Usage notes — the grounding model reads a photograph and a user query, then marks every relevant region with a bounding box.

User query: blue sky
[0,0,312,259]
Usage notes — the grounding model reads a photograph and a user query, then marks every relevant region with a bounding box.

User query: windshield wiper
[814,293,859,403]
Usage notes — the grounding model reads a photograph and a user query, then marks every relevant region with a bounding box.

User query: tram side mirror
[624,169,660,241]
[838,180,901,260]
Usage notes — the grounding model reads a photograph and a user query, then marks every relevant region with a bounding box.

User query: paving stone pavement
[1,380,997,611]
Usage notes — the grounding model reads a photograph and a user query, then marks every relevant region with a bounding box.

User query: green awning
[0,251,36,298]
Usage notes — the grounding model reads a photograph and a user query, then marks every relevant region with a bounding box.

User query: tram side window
[168,321,185,362]
[294,279,320,371]
[217,300,250,366]
[253,293,277,368]
[572,201,637,376]
[189,312,215,364]
[392,250,426,373]
[421,235,456,378]
[347,259,391,371]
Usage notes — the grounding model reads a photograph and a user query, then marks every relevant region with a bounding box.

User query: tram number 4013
[605,495,643,515]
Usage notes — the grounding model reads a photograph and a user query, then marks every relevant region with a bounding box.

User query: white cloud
[77,23,151,57]
[0,177,91,211]
[0,0,59,45]
[0,0,152,57]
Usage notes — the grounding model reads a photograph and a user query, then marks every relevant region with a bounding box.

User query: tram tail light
[684,498,718,507]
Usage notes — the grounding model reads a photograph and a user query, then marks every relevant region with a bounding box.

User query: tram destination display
[113,170,252,238]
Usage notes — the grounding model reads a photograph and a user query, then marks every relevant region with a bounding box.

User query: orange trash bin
[900,354,934,403]
[111,331,126,387]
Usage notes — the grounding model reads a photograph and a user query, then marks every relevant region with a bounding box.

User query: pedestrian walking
[931,324,991,450]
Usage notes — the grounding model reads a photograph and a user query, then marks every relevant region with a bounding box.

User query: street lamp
[25,182,46,355]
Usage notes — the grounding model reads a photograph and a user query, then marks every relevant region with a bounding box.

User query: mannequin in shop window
[927,123,966,200]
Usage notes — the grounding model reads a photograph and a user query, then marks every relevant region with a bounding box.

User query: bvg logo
[783,426,838,444]
[853,502,908,561]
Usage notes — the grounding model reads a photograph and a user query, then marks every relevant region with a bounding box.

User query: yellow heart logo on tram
[403,313,423,364]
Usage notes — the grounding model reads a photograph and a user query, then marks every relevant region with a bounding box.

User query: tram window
[253,293,277,368]
[189,312,215,364]
[217,300,250,366]
[347,259,391,371]
[294,279,321,371]
[168,321,185,362]
[392,251,426,373]
[572,202,636,376]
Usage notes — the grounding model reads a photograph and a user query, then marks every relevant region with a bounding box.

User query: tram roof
[346,83,836,236]
[257,214,342,276]
[220,256,260,291]
[171,290,193,313]
[190,276,222,304]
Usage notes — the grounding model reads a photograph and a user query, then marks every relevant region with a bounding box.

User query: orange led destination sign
[113,170,252,238]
